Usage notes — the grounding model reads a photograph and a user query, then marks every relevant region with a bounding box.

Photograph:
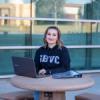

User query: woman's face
[46,28,58,45]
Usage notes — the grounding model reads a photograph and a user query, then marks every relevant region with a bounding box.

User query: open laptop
[12,56,48,78]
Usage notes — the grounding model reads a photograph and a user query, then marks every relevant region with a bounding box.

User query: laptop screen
[12,56,37,78]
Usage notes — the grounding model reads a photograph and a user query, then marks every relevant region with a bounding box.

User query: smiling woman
[34,26,71,75]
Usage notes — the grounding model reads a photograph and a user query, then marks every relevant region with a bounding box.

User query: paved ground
[0,73,100,100]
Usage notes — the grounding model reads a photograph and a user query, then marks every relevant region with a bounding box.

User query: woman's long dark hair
[43,26,63,48]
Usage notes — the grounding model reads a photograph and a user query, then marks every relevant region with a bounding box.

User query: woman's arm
[61,47,70,71]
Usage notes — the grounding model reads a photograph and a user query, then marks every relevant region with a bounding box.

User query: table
[11,75,94,100]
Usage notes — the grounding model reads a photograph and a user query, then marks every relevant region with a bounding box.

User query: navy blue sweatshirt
[34,45,70,74]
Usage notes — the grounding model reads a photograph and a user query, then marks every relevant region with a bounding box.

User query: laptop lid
[12,56,37,78]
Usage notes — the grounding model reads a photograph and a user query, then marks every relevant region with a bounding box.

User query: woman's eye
[53,33,57,36]
[47,33,51,35]
[47,32,57,36]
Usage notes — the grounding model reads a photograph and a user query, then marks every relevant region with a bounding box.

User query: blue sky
[0,0,92,4]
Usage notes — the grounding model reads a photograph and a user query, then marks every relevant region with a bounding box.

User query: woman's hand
[39,69,46,75]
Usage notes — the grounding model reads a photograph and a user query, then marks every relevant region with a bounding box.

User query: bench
[75,93,100,100]
[0,91,34,100]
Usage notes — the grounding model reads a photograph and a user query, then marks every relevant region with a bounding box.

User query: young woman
[33,26,71,100]
[34,26,70,74]
[34,26,70,75]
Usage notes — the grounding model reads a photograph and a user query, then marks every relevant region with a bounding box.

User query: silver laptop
[12,56,48,78]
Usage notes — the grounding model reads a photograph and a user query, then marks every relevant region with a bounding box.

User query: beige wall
[0,3,35,26]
